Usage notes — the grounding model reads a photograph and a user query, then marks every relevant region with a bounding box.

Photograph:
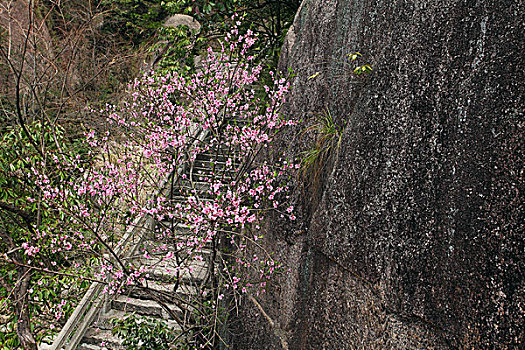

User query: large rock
[233,0,524,349]
[164,14,201,32]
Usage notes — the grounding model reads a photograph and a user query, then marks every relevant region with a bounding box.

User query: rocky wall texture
[232,0,524,349]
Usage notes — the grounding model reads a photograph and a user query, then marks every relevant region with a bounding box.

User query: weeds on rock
[299,108,344,189]
[300,52,372,190]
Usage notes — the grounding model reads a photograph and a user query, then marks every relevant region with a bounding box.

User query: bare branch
[248,295,289,350]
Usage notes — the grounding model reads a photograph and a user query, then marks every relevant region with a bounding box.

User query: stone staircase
[72,132,241,350]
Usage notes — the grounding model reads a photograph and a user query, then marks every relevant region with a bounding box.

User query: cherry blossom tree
[3,20,297,349]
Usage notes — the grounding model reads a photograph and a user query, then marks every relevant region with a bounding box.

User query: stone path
[75,134,239,349]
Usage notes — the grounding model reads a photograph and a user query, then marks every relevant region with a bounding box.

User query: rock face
[233,1,524,349]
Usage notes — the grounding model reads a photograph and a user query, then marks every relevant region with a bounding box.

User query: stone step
[169,195,213,203]
[81,328,124,349]
[133,241,177,257]
[180,180,212,189]
[171,184,211,196]
[192,159,233,168]
[111,296,183,320]
[137,238,213,256]
[190,172,235,184]
[194,154,229,164]
[137,255,209,270]
[192,164,237,174]
[191,173,234,182]
[157,221,191,231]
[171,190,210,198]
[78,343,105,350]
[145,260,209,284]
[193,158,226,167]
[96,309,182,332]
[171,193,217,202]
[119,253,209,285]
[154,222,193,236]
[122,281,200,303]
[201,142,237,151]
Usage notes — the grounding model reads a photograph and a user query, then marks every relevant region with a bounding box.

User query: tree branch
[0,200,34,223]
[0,257,107,285]
[248,295,289,350]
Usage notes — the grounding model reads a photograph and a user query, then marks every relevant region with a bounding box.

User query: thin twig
[0,257,107,284]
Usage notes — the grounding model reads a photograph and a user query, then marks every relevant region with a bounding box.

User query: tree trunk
[15,267,37,350]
